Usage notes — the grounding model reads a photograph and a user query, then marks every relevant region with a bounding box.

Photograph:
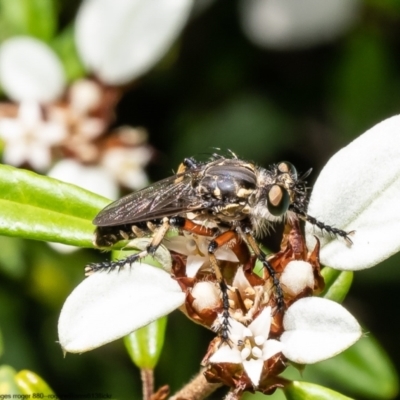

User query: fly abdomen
[93,221,157,247]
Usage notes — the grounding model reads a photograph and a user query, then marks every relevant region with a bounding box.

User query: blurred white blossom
[48,158,118,200]
[0,37,66,102]
[48,79,107,163]
[68,79,103,115]
[0,102,66,171]
[75,0,194,84]
[101,146,151,190]
[239,0,361,50]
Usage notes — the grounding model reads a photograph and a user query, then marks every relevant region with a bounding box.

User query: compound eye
[267,185,290,216]
[277,161,297,179]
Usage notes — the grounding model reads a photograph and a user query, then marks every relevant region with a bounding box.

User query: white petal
[281,297,362,364]
[3,141,29,166]
[36,123,67,144]
[191,281,220,312]
[75,0,193,84]
[239,0,361,50]
[215,247,239,262]
[262,339,283,360]
[48,159,119,200]
[209,344,242,364]
[228,317,247,341]
[18,101,41,128]
[101,147,151,190]
[194,235,209,255]
[126,238,172,272]
[118,167,149,191]
[48,242,79,254]
[186,255,206,277]
[254,335,265,346]
[280,260,314,296]
[306,115,400,270]
[0,37,65,102]
[242,358,263,386]
[163,235,193,255]
[251,346,262,358]
[243,327,253,338]
[248,306,271,337]
[58,263,185,353]
[241,347,251,360]
[69,79,102,114]
[232,266,251,291]
[0,118,23,140]
[28,144,52,171]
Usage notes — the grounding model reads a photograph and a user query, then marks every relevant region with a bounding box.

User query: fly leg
[290,203,354,245]
[86,217,172,275]
[302,214,354,245]
[169,216,233,341]
[241,228,284,312]
[207,230,240,343]
[87,216,219,276]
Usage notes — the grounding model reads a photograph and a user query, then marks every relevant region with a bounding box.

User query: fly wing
[93,171,202,226]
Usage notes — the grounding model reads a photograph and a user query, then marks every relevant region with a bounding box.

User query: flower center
[237,328,266,361]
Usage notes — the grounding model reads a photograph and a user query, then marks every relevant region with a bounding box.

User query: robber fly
[87,153,352,341]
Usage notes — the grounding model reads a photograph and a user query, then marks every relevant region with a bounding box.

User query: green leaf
[243,389,286,400]
[0,365,21,395]
[116,247,168,370]
[0,0,57,41]
[283,381,354,400]
[302,334,399,400]
[124,317,168,369]
[51,25,87,82]
[15,370,55,395]
[0,164,110,248]
[0,329,3,358]
[320,267,353,303]
[0,236,27,279]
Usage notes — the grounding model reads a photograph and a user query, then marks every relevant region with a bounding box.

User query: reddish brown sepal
[150,385,169,400]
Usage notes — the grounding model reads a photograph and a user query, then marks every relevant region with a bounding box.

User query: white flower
[47,79,107,164]
[0,102,66,171]
[68,79,103,115]
[47,158,119,200]
[75,0,193,84]
[209,307,283,386]
[305,114,400,271]
[209,298,361,386]
[100,145,152,190]
[239,0,361,50]
[0,36,66,102]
